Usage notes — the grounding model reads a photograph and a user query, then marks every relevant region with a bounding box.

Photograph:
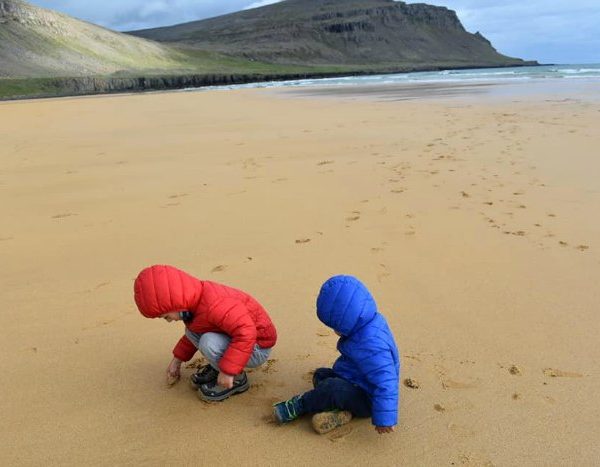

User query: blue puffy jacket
[317,275,400,427]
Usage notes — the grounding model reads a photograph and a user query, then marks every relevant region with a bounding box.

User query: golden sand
[1,87,599,465]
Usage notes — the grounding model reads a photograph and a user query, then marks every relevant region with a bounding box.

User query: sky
[28,0,600,64]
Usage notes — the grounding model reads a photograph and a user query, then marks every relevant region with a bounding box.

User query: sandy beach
[1,81,599,465]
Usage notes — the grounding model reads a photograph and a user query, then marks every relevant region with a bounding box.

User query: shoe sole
[197,380,250,402]
[311,411,353,434]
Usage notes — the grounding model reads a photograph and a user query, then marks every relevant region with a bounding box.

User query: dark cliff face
[130,0,524,66]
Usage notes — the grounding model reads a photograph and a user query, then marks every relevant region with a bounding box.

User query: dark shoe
[197,372,249,401]
[190,365,219,389]
[273,395,304,424]
[311,411,352,434]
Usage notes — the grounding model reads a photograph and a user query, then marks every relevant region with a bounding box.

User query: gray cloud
[28,0,600,63]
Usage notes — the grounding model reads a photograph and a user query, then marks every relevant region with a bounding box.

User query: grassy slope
[0,0,200,77]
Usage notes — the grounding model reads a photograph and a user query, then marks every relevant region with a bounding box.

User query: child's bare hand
[217,372,234,389]
[375,426,395,434]
[166,373,180,386]
[166,357,182,385]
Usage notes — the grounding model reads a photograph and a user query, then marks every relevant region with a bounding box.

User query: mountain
[129,0,527,68]
[1,0,534,99]
[0,0,194,77]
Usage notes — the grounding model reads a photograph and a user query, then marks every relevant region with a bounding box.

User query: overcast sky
[28,0,600,64]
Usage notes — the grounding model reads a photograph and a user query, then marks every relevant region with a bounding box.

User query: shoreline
[0,62,539,102]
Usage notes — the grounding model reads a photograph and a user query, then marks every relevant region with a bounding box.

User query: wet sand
[279,77,600,102]
[1,83,599,465]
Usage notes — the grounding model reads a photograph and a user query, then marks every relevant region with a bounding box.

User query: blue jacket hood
[316,275,378,335]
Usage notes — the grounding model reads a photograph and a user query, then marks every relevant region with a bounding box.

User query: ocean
[187,64,600,100]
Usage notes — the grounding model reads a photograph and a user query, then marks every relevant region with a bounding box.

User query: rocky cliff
[130,0,527,67]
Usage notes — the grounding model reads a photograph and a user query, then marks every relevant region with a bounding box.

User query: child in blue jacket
[273,275,400,434]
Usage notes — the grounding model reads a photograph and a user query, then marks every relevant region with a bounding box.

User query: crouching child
[134,264,277,402]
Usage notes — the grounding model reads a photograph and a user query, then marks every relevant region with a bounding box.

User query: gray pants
[185,329,271,373]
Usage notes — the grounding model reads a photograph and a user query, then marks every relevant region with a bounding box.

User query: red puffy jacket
[134,265,277,375]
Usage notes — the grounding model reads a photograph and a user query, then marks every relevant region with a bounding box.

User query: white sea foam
[181,64,600,93]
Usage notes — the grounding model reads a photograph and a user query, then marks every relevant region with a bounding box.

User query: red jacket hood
[134,265,203,318]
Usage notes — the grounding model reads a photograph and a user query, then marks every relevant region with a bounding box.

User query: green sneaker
[273,395,304,424]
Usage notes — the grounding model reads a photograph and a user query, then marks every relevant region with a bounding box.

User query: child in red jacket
[134,265,277,401]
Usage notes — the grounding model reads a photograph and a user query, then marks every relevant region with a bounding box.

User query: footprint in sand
[460,191,470,198]
[434,403,446,412]
[295,353,312,361]
[505,231,526,237]
[441,378,478,390]
[317,160,334,166]
[241,158,259,170]
[261,359,278,374]
[168,193,189,199]
[377,264,391,283]
[543,368,583,378]
[448,424,475,438]
[575,245,589,252]
[295,238,311,244]
[261,414,278,426]
[327,425,354,442]
[211,265,227,273]
[455,453,493,466]
[51,212,77,219]
[508,365,522,376]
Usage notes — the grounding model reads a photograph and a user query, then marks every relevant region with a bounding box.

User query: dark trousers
[300,368,371,417]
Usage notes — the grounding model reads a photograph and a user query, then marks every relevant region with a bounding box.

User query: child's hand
[166,357,182,385]
[217,372,234,389]
[375,426,395,434]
